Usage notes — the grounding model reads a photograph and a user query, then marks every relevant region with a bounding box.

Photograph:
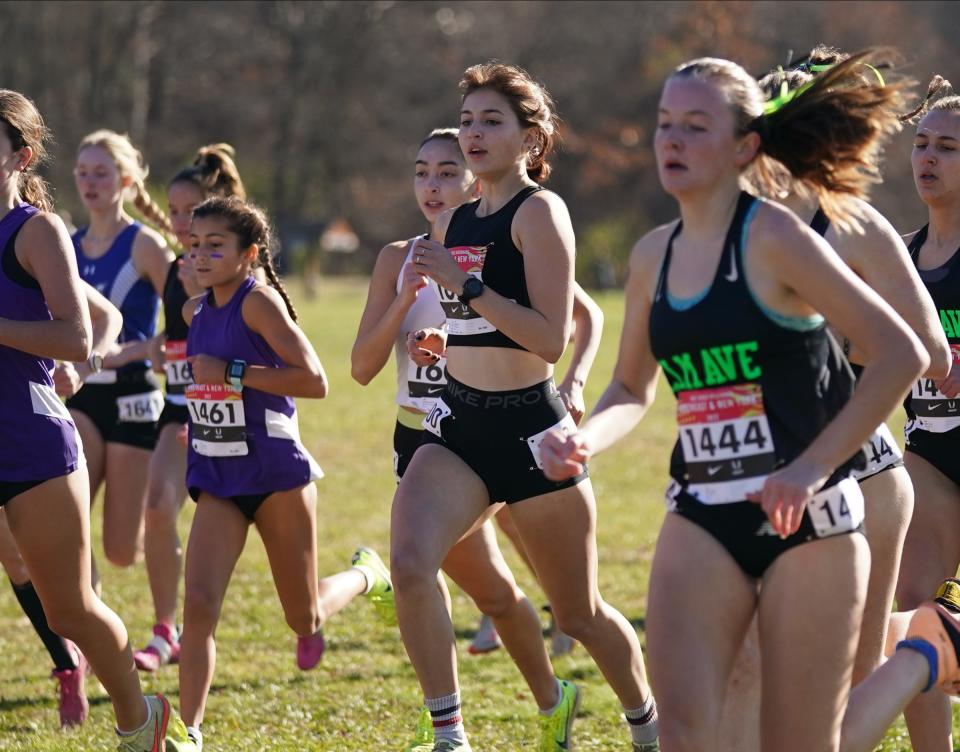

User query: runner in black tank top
[134,144,246,674]
[541,54,960,752]
[717,60,950,740]
[893,78,960,752]
[391,63,657,752]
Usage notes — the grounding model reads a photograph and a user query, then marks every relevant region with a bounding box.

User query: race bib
[435,244,497,336]
[909,344,960,433]
[422,398,452,439]
[806,478,865,537]
[406,358,447,411]
[677,383,776,504]
[186,383,248,457]
[852,423,902,481]
[526,413,578,471]
[116,390,163,423]
[163,340,192,393]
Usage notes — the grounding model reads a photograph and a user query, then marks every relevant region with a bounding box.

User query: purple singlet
[0,204,82,482]
[185,276,322,498]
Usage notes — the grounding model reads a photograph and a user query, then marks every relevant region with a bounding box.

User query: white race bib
[406,358,447,412]
[435,244,498,336]
[526,413,578,470]
[186,383,248,457]
[806,478,865,537]
[116,390,163,423]
[909,345,960,433]
[422,398,452,439]
[852,423,902,481]
[677,384,776,505]
[163,340,192,390]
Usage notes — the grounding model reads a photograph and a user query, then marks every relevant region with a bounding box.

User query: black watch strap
[459,276,485,304]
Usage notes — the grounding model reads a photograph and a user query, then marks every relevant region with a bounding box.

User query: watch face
[90,354,103,372]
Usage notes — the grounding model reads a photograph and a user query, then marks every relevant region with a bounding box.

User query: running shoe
[167,725,202,751]
[406,740,472,752]
[351,546,397,627]
[52,649,89,728]
[296,629,326,671]
[935,578,960,613]
[468,614,502,655]
[412,706,434,746]
[632,742,660,751]
[538,679,579,751]
[134,623,180,673]
[905,601,960,694]
[116,694,189,752]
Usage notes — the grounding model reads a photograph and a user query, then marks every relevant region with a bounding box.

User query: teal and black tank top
[648,191,861,506]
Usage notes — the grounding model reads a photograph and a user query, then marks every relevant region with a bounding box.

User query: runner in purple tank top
[0,88,188,751]
[171,197,395,752]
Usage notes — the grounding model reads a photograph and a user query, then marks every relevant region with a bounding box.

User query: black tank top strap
[810,207,831,238]
[908,225,928,263]
[721,191,758,290]
[1,222,40,291]
[654,221,683,303]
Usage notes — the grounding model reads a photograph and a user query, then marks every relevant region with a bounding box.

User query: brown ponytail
[460,62,558,183]
[170,143,246,200]
[0,89,54,212]
[901,75,960,123]
[191,196,298,323]
[672,49,908,228]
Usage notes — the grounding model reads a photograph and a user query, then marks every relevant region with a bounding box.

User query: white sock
[624,695,658,745]
[187,725,203,745]
[425,691,466,743]
[539,678,564,715]
[116,697,153,737]
[352,565,374,595]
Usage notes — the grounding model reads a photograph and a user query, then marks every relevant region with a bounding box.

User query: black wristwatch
[225,359,247,388]
[458,276,485,305]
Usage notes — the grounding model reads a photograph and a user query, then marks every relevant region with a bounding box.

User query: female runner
[717,49,952,752]
[353,126,597,749]
[390,63,657,752]
[894,75,960,752]
[541,52,960,752]
[133,144,246,672]
[171,197,391,751]
[0,87,188,751]
[66,130,173,584]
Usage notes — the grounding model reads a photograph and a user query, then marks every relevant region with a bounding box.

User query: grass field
[0,277,947,750]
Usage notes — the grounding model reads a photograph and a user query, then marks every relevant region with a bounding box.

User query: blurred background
[3,0,957,286]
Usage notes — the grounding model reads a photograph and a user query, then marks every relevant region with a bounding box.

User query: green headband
[763,61,886,116]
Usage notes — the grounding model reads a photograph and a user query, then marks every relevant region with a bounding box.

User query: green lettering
[704,345,737,385]
[673,352,703,389]
[735,341,762,380]
[701,348,727,386]
[947,310,960,338]
[941,310,956,339]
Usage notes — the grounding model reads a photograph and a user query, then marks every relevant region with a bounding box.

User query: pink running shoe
[134,623,181,673]
[296,629,325,670]
[52,648,89,728]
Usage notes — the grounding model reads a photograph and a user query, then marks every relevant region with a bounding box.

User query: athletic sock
[624,694,658,745]
[425,691,466,744]
[352,564,375,595]
[186,725,203,745]
[10,579,78,671]
[539,677,564,715]
[116,697,153,736]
